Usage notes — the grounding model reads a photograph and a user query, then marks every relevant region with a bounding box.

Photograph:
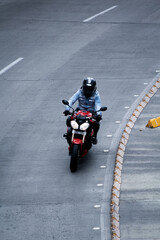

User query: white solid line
[0,57,23,75]
[83,5,118,22]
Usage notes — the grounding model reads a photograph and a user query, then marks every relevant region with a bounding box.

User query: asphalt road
[0,1,160,239]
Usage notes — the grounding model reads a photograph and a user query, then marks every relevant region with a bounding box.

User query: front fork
[71,130,86,144]
[70,130,87,156]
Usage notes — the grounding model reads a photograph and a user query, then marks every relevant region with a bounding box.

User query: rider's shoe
[63,133,67,139]
[92,136,97,145]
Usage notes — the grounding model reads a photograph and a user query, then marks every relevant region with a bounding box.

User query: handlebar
[62,99,107,120]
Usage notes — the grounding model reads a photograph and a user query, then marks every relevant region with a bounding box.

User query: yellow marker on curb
[146,116,160,128]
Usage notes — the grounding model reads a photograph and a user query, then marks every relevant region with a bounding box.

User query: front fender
[72,139,83,145]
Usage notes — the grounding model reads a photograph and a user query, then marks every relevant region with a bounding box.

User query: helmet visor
[83,85,95,97]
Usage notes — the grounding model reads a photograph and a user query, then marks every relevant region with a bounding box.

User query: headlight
[80,122,90,131]
[71,120,79,130]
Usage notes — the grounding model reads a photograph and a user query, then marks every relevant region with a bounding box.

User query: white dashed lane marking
[97,184,104,187]
[115,121,121,124]
[100,166,107,169]
[94,205,101,208]
[103,149,109,153]
[0,58,23,75]
[107,135,112,138]
[83,5,118,22]
[93,227,100,231]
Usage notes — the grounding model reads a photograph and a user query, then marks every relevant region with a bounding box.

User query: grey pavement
[0,0,160,240]
[120,89,160,240]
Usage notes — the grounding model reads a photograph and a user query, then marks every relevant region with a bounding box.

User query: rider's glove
[96,115,102,122]
[63,110,70,116]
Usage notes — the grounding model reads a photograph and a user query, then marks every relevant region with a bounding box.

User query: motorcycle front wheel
[70,144,80,172]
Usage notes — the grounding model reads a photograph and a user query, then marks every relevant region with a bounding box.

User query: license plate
[72,130,85,135]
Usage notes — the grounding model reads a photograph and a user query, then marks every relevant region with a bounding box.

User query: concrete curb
[110,79,160,239]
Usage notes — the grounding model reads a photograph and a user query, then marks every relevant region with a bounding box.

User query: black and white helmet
[82,77,97,97]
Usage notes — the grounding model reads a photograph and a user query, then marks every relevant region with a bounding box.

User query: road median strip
[110,78,160,239]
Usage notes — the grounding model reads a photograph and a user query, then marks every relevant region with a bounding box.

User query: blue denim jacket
[65,88,102,116]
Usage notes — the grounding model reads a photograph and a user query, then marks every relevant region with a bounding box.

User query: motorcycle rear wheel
[70,144,79,172]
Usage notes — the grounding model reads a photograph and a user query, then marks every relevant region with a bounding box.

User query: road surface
[0,0,160,239]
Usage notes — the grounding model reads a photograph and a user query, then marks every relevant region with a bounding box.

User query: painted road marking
[97,183,104,187]
[0,58,23,76]
[104,149,109,153]
[94,205,101,208]
[100,165,107,169]
[83,5,118,22]
[93,227,100,231]
[107,135,112,138]
[115,121,121,124]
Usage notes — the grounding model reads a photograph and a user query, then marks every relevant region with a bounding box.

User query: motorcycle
[62,99,107,172]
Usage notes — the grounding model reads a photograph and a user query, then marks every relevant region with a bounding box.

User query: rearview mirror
[100,106,107,111]
[62,100,69,105]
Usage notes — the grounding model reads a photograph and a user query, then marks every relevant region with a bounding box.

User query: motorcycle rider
[63,77,102,144]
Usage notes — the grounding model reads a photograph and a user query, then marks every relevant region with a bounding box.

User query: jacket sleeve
[95,91,102,116]
[65,89,80,111]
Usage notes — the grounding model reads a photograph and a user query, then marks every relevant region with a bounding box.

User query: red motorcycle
[62,100,107,172]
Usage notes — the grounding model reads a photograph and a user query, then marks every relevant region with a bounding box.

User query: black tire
[70,144,79,172]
